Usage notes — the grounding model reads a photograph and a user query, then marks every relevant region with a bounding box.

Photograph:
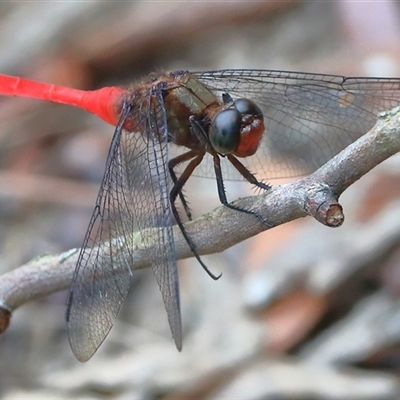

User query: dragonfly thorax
[161,71,265,158]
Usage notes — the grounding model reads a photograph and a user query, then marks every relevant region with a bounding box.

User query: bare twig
[1,107,400,333]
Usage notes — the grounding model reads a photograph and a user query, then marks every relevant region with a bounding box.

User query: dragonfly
[1,69,400,362]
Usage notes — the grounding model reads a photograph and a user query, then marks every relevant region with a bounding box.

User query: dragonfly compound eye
[209,108,242,155]
[233,98,263,118]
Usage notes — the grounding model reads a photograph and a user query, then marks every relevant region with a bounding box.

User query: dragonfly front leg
[227,154,271,192]
[212,153,273,228]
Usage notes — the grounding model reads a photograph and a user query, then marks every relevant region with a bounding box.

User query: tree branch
[1,106,400,333]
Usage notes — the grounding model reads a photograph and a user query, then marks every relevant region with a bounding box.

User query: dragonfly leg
[222,92,233,105]
[212,153,272,227]
[227,154,271,191]
[169,150,199,221]
[170,152,222,280]
[189,115,212,151]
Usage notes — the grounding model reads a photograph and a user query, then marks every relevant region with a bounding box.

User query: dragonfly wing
[66,96,181,361]
[194,70,400,180]
[140,88,182,350]
[65,103,141,362]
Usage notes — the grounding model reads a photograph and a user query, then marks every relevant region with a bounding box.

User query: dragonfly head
[209,98,264,157]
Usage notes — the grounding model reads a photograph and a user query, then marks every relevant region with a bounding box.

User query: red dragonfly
[1,69,400,361]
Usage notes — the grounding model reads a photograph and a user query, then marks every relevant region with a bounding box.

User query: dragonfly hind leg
[169,151,222,281]
[168,151,199,221]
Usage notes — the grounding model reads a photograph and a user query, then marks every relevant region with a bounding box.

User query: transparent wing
[138,87,182,351]
[66,95,181,361]
[191,69,400,180]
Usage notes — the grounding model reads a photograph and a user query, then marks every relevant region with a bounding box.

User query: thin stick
[0,106,400,333]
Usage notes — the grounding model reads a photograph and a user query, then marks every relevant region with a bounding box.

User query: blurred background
[1,1,400,399]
